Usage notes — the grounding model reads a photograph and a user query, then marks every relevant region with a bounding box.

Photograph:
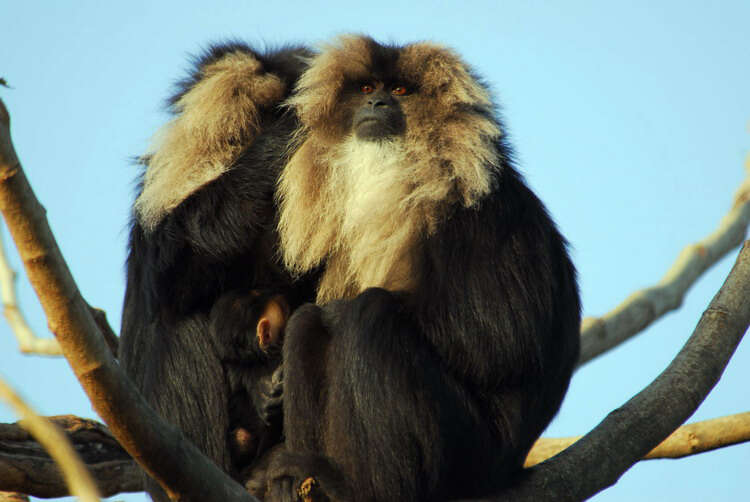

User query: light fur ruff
[278,35,503,302]
[135,51,286,231]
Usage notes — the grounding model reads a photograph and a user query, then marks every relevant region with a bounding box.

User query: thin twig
[578,158,750,366]
[0,229,61,355]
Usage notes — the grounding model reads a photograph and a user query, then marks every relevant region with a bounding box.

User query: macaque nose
[368,90,391,108]
[368,98,386,107]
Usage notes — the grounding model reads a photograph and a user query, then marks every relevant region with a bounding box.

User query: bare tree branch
[579,161,750,366]
[0,415,140,497]
[0,228,116,356]
[0,226,61,355]
[0,492,29,502]
[0,378,101,501]
[525,411,750,467]
[481,241,750,501]
[1,224,116,356]
[0,98,259,501]
[6,409,748,499]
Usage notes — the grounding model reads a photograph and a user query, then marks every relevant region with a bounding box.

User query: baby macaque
[209,290,290,479]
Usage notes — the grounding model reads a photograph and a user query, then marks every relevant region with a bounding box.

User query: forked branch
[490,242,750,501]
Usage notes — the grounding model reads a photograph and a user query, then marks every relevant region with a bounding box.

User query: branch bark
[482,241,750,501]
[3,409,747,499]
[578,161,750,366]
[0,98,259,501]
[0,493,29,502]
[0,415,140,497]
[0,381,101,501]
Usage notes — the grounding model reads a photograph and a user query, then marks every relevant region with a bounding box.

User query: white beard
[278,130,494,302]
[322,136,419,299]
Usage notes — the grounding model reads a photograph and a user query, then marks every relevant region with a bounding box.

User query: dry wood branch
[578,160,750,366]
[0,98,259,501]
[4,410,747,499]
[0,415,140,497]
[0,379,101,501]
[0,229,61,355]
[525,411,750,467]
[0,220,116,357]
[0,493,29,502]
[485,242,750,501]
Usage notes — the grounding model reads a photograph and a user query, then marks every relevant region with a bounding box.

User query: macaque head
[279,36,503,298]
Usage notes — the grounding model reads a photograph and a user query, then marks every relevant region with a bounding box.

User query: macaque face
[351,81,408,141]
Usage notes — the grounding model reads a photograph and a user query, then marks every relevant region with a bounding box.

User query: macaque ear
[257,318,272,349]
[255,295,288,351]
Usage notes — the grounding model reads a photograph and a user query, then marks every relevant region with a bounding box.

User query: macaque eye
[391,85,408,96]
[360,83,375,94]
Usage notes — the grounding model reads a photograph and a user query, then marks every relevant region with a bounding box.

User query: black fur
[275,166,580,501]
[118,43,316,500]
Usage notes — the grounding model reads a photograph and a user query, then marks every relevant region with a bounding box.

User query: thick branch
[0,99,258,501]
[0,415,139,498]
[3,408,747,499]
[486,242,750,501]
[525,411,750,467]
[578,162,750,366]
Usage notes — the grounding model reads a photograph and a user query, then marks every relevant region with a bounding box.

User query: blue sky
[1,1,749,501]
